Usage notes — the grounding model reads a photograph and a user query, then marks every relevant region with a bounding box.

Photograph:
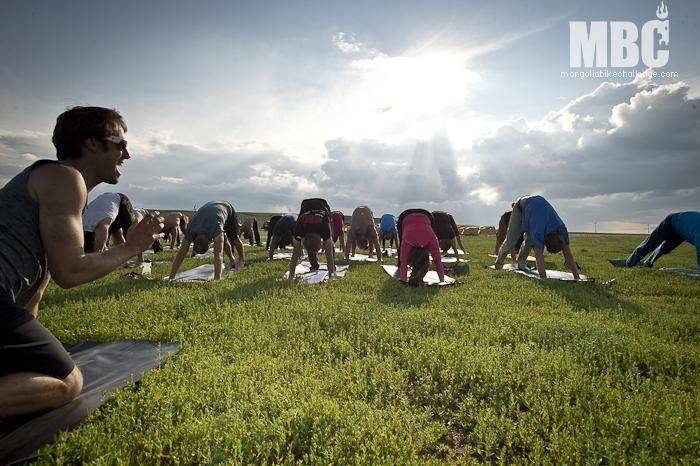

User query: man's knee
[61,366,84,404]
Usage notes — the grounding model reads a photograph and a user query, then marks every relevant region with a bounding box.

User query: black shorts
[432,212,456,240]
[295,198,332,241]
[110,193,135,235]
[0,297,75,379]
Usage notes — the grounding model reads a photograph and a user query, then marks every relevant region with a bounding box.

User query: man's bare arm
[231,235,244,264]
[268,235,279,260]
[534,248,547,278]
[168,239,191,280]
[343,232,353,259]
[213,234,224,280]
[31,165,163,288]
[324,238,335,274]
[289,239,303,279]
[371,231,383,262]
[92,218,111,252]
[562,243,580,280]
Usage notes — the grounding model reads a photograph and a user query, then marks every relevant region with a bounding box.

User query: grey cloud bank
[1,76,698,233]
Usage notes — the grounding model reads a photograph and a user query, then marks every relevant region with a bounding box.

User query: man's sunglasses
[103,135,128,151]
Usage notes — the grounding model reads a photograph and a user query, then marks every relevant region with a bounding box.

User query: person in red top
[331,210,345,252]
[397,209,445,286]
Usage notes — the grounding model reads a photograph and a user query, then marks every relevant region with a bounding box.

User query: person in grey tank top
[0,106,165,420]
[167,201,245,280]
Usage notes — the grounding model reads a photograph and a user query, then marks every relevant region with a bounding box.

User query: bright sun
[350,51,480,117]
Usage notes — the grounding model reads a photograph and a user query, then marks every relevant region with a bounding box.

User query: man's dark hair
[193,234,211,255]
[357,238,369,250]
[545,232,564,253]
[52,106,127,160]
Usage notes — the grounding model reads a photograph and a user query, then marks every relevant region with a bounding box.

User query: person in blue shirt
[379,213,398,253]
[494,195,580,279]
[626,212,700,269]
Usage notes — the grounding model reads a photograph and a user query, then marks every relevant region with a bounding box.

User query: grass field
[36,233,699,464]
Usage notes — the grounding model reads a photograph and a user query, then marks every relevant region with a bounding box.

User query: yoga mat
[300,262,348,278]
[660,267,700,278]
[168,263,248,282]
[382,265,456,286]
[0,340,180,465]
[283,264,349,283]
[271,252,307,260]
[347,254,378,262]
[488,264,593,281]
[488,254,537,262]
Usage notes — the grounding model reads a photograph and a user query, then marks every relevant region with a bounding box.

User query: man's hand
[125,213,165,253]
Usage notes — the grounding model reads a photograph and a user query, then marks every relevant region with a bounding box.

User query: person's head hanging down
[239,217,261,246]
[267,214,297,259]
[493,195,580,279]
[378,213,398,252]
[168,201,245,281]
[344,206,383,261]
[288,198,336,279]
[82,192,135,253]
[432,211,464,262]
[396,209,445,286]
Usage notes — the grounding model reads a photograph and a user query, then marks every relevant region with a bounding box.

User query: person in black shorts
[0,106,164,419]
[168,201,244,280]
[288,198,336,279]
[82,192,136,252]
[432,211,463,263]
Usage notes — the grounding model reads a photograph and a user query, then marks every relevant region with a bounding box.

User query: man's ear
[83,138,101,153]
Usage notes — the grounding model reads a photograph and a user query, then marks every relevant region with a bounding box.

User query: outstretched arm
[288,238,303,279]
[253,219,261,246]
[268,235,280,260]
[230,235,244,265]
[213,233,224,280]
[31,164,163,289]
[323,238,335,274]
[534,248,547,278]
[343,234,353,259]
[455,235,466,254]
[92,217,112,252]
[371,230,383,262]
[561,243,580,280]
[169,239,192,280]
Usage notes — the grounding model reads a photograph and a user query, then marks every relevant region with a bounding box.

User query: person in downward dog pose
[288,199,336,279]
[397,209,445,286]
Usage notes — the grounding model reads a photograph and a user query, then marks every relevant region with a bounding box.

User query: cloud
[0,131,52,177]
[332,32,370,55]
[1,73,697,232]
[473,78,700,206]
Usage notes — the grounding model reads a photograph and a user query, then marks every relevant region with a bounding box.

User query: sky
[1,0,699,233]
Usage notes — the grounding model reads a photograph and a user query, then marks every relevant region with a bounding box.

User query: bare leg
[0,366,83,419]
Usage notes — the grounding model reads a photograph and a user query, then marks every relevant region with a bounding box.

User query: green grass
[36,234,699,464]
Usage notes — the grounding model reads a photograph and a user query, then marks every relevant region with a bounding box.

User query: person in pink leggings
[397,209,445,286]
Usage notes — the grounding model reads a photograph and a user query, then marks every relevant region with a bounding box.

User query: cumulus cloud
[0,131,52,183]
[473,78,700,207]
[332,32,382,57]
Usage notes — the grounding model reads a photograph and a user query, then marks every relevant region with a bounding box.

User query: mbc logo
[570,1,669,68]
